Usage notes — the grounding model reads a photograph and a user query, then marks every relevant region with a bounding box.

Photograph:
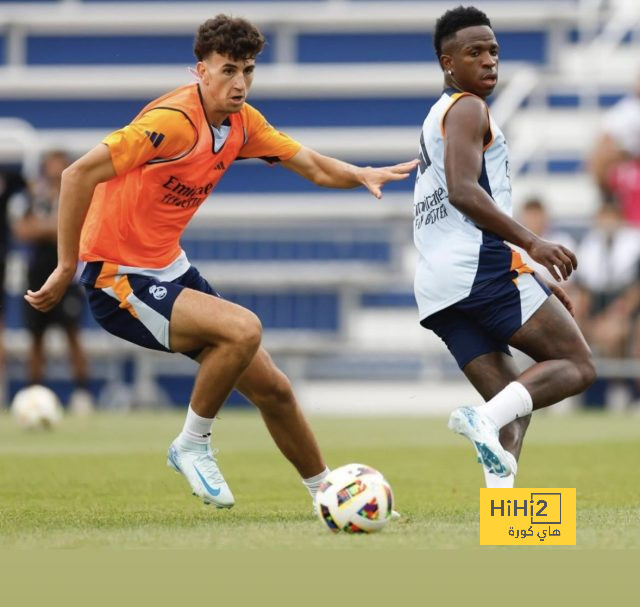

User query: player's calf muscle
[249,373,294,411]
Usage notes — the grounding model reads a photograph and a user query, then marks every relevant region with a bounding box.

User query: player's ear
[195,61,208,82]
[440,55,452,73]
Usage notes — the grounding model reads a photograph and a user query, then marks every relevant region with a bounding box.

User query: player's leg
[422,307,522,478]
[170,287,262,416]
[54,284,93,413]
[82,263,263,507]
[462,351,530,487]
[508,295,596,407]
[58,285,90,395]
[65,325,88,385]
[462,351,531,461]
[234,346,328,499]
[167,288,262,508]
[63,324,95,414]
[23,295,48,385]
[451,280,595,477]
[28,330,45,385]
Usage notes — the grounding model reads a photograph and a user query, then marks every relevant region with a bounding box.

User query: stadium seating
[1,0,638,404]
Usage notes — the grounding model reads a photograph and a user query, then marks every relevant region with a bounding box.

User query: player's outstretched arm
[282,146,418,199]
[25,144,116,312]
[443,96,577,281]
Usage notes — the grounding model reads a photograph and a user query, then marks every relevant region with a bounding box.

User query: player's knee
[576,355,597,392]
[231,310,262,357]
[211,308,262,358]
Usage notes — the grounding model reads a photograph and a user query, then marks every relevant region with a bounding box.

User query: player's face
[442,25,499,98]
[197,53,255,116]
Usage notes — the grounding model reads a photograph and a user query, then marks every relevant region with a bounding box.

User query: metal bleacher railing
[1,0,639,408]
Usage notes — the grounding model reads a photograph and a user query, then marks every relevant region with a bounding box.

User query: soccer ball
[315,463,394,534]
[10,385,63,430]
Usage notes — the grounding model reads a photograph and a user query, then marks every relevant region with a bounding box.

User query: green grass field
[1,409,638,549]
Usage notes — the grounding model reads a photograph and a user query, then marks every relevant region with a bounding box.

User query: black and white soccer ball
[315,463,394,534]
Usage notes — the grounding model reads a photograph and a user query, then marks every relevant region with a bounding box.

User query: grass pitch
[0,409,638,549]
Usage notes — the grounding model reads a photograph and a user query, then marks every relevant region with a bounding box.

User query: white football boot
[448,406,517,478]
[167,438,235,508]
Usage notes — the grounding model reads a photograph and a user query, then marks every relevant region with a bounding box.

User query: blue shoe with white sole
[167,438,235,508]
[448,407,517,478]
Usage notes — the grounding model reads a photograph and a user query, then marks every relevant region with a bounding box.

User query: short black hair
[434,5,492,59]
[194,15,265,62]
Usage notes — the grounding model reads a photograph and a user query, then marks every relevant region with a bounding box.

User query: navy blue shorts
[80,261,220,360]
[421,272,550,370]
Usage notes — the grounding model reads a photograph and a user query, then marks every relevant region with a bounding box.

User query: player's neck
[197,84,230,129]
[203,105,229,130]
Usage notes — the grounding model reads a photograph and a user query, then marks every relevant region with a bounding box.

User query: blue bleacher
[26,34,275,65]
[519,159,584,174]
[7,29,546,67]
[523,94,624,108]
[216,160,415,192]
[360,291,415,308]
[298,31,547,64]
[0,97,438,128]
[181,233,391,262]
[225,291,339,331]
[3,289,340,331]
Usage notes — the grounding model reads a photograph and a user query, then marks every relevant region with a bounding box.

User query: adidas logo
[145,130,165,148]
[214,161,226,171]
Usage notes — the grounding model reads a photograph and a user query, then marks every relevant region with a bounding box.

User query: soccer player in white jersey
[414,6,596,487]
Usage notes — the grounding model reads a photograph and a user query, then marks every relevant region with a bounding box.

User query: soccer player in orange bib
[26,15,418,509]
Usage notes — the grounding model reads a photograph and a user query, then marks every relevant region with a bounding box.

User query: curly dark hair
[194,15,265,62]
[433,6,492,59]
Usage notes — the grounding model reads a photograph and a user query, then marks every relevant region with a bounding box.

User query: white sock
[178,404,214,445]
[302,467,330,500]
[478,381,533,429]
[484,468,515,488]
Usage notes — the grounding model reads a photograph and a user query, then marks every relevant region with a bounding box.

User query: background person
[515,196,577,286]
[588,73,640,205]
[10,150,93,414]
[0,168,26,407]
[573,203,640,408]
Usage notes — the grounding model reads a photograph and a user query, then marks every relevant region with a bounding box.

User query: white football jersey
[413,88,518,320]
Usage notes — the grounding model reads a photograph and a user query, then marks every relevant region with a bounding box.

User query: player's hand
[545,280,575,316]
[359,159,419,199]
[526,237,577,282]
[24,265,75,312]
